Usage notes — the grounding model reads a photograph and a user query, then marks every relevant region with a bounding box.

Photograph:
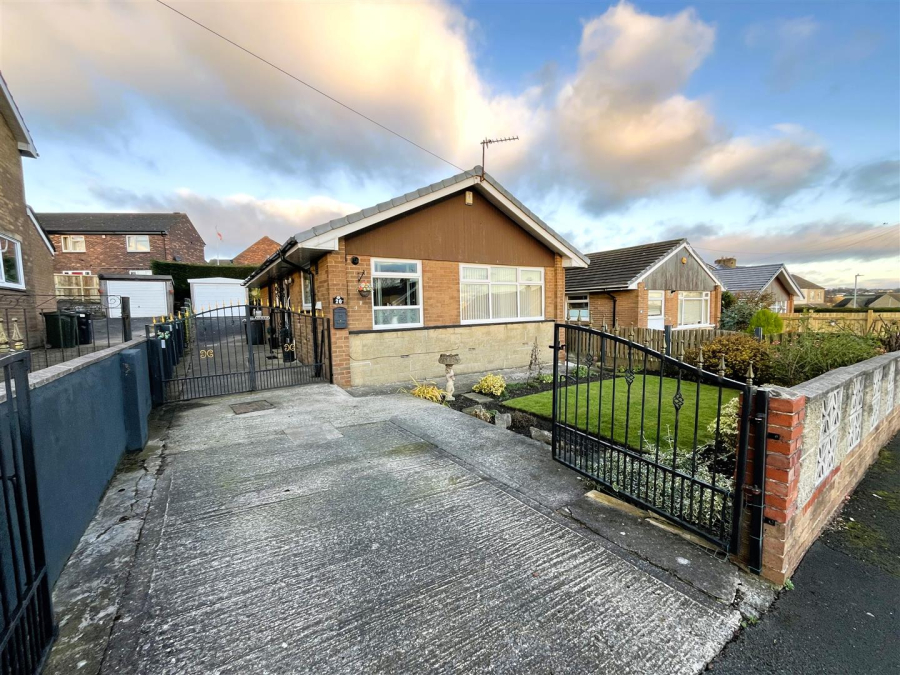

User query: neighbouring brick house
[231,236,281,265]
[711,259,803,314]
[564,239,724,330]
[34,212,205,299]
[793,275,826,307]
[0,73,57,348]
[245,166,588,388]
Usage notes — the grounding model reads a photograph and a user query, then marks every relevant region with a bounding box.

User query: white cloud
[5,1,830,210]
[92,186,358,257]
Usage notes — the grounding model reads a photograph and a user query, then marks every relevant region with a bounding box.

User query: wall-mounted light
[465,191,474,206]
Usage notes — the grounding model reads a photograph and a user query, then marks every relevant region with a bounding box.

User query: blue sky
[3,0,898,287]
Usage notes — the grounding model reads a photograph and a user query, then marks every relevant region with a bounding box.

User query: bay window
[372,259,422,328]
[678,291,710,326]
[460,265,544,323]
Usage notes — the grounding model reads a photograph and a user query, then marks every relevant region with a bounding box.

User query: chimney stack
[715,257,737,269]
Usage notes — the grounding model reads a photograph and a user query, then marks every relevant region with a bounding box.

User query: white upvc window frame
[371,258,423,329]
[60,234,86,253]
[677,291,711,328]
[566,295,590,323]
[0,234,25,290]
[125,234,151,252]
[459,264,544,325]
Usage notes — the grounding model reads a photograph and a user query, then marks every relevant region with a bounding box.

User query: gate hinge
[766,432,781,440]
[742,484,762,497]
[551,344,566,350]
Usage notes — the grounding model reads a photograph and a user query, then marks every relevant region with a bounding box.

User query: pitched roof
[35,212,200,237]
[792,275,824,290]
[0,72,36,158]
[245,166,589,285]
[833,293,900,308]
[565,240,687,293]
[232,236,281,266]
[713,263,804,297]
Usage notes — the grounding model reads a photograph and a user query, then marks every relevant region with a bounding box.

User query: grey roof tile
[345,211,363,224]
[565,240,686,293]
[391,196,407,207]
[35,212,196,235]
[713,264,788,294]
[362,206,379,218]
[376,200,393,212]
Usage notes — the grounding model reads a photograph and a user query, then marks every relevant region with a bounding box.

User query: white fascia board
[26,207,54,255]
[626,242,722,289]
[777,268,805,297]
[301,177,588,267]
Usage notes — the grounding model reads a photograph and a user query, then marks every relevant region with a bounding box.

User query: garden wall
[1,339,153,583]
[759,350,900,584]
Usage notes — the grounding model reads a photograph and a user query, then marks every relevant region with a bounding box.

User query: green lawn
[505,375,739,453]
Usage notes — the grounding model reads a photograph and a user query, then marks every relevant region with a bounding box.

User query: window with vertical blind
[460,265,543,323]
[677,291,710,326]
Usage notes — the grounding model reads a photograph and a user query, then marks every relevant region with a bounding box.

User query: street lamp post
[853,274,863,308]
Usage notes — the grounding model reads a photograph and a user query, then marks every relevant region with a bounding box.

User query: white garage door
[190,281,247,316]
[106,280,168,318]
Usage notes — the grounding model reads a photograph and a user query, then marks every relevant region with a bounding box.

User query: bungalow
[244,166,588,388]
[564,239,724,330]
[833,292,900,309]
[712,258,804,314]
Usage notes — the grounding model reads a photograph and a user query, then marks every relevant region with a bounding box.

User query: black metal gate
[0,352,55,674]
[158,304,331,403]
[551,323,762,554]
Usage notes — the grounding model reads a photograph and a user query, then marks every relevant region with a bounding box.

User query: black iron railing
[0,294,132,372]
[0,352,56,674]
[551,323,755,552]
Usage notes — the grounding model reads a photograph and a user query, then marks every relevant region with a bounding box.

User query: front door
[647,290,665,329]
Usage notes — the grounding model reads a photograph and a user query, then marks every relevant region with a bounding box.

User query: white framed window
[460,265,544,323]
[0,235,24,289]
[372,259,422,328]
[300,270,313,309]
[678,291,710,326]
[129,270,153,276]
[60,235,86,253]
[126,234,151,252]
[647,291,664,318]
[567,295,589,322]
[771,300,787,313]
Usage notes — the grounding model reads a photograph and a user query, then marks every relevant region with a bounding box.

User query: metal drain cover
[231,400,275,415]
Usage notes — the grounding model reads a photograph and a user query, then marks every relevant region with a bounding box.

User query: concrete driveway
[86,385,740,673]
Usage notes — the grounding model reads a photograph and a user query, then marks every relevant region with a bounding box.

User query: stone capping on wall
[0,337,148,403]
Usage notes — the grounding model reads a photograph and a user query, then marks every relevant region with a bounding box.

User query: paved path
[94,385,740,673]
[710,432,900,674]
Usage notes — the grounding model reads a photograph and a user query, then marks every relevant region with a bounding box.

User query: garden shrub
[748,309,783,336]
[408,379,445,403]
[719,290,775,332]
[685,334,772,383]
[473,373,506,396]
[766,332,881,387]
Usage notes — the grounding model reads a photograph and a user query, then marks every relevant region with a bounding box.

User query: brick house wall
[0,114,55,347]
[48,218,205,276]
[583,284,723,330]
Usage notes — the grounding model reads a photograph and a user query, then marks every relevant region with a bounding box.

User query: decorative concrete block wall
[348,321,553,387]
[759,351,900,584]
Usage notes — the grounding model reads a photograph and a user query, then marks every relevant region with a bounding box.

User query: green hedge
[150,261,258,303]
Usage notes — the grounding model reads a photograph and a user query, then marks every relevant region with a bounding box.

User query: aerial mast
[480,136,519,180]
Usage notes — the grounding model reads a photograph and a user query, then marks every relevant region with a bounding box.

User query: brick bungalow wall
[585,284,723,329]
[265,247,565,387]
[49,218,205,275]
[0,114,55,347]
[756,352,900,584]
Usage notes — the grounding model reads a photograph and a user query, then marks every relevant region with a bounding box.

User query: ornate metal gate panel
[162,305,331,402]
[0,352,55,674]
[552,323,755,553]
